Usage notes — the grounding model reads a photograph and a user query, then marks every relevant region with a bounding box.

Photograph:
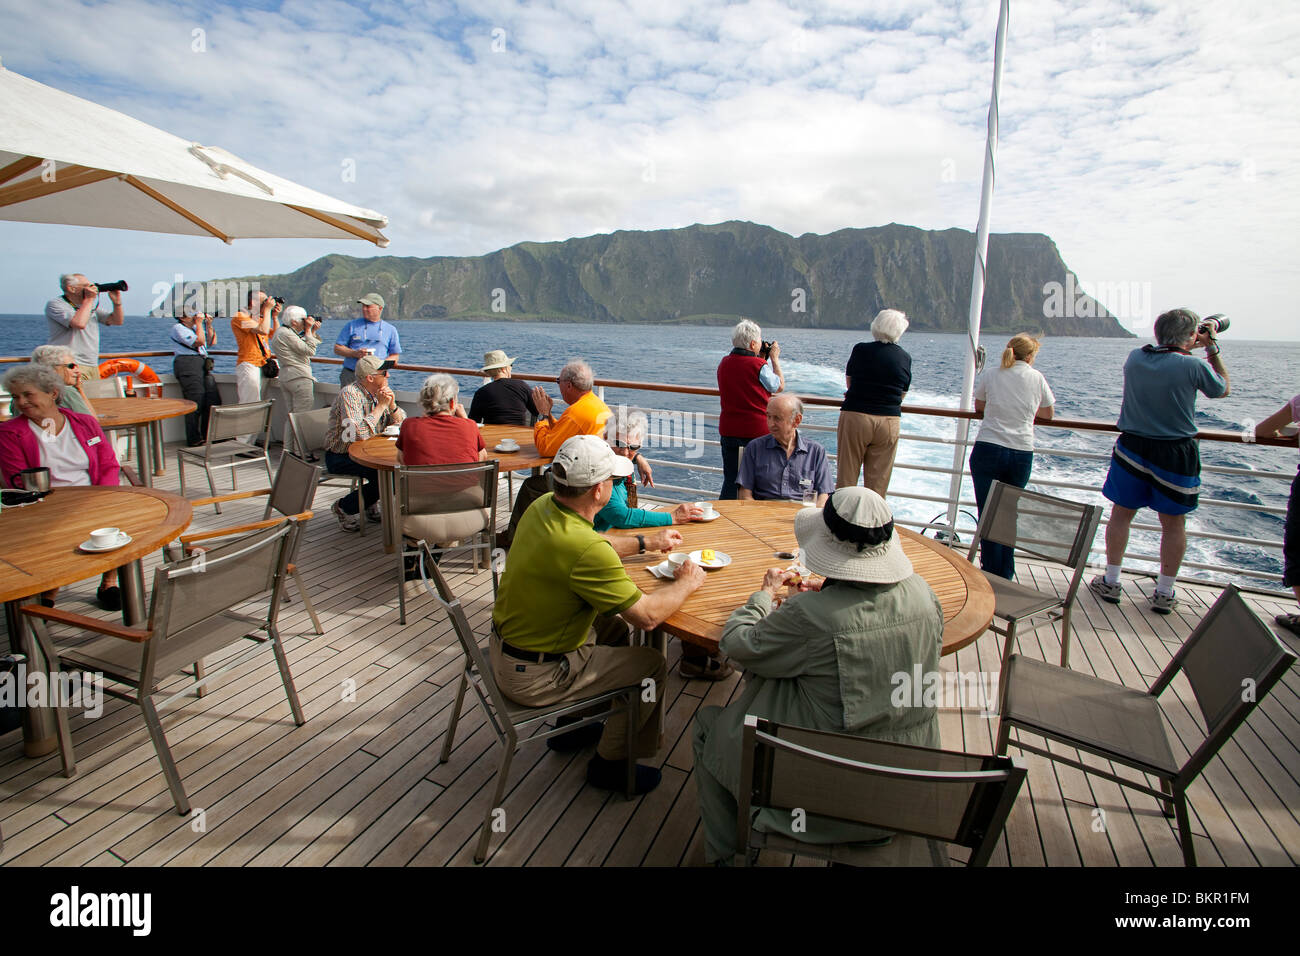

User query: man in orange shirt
[231,289,279,407]
[506,360,649,543]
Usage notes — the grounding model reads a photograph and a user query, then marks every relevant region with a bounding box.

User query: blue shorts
[1102,433,1200,516]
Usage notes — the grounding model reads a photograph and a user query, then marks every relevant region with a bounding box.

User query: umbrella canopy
[0,64,389,246]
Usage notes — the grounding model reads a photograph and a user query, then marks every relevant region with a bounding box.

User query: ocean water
[3,315,1296,585]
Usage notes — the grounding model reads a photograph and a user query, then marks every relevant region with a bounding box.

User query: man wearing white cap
[334,293,401,386]
[491,435,706,794]
[468,349,537,426]
[692,487,944,864]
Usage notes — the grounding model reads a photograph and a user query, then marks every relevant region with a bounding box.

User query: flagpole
[945,0,1010,540]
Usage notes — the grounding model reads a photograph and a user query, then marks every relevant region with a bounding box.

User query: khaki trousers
[836,411,901,497]
[78,363,100,381]
[491,620,666,760]
[279,376,315,455]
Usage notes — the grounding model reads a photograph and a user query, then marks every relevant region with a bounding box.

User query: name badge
[87,436,102,446]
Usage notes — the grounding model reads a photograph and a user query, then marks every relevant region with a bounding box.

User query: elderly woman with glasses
[594,409,701,532]
[0,363,123,610]
[9,345,93,416]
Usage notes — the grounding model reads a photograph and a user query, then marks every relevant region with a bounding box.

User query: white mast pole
[945,0,1010,540]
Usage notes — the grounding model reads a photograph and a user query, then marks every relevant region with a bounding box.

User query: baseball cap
[551,435,634,487]
[357,293,386,308]
[356,354,395,378]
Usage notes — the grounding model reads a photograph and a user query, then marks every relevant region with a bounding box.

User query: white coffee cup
[667,552,688,570]
[500,438,519,450]
[89,527,123,548]
[699,502,716,518]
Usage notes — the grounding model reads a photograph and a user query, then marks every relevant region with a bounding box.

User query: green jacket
[694,573,943,853]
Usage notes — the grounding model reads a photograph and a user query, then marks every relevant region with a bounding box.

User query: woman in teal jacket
[593,409,700,531]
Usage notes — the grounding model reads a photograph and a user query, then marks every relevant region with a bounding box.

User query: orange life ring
[97,358,161,384]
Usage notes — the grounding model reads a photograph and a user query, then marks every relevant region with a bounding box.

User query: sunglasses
[613,440,641,453]
[62,363,78,369]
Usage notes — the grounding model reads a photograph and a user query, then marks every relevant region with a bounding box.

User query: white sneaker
[1088,575,1123,605]
[1148,590,1178,615]
[333,500,360,533]
[366,503,382,523]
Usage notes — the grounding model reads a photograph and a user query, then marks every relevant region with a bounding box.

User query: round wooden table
[0,486,192,755]
[623,498,995,656]
[92,396,197,486]
[348,424,549,552]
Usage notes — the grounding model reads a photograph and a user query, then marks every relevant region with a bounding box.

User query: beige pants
[279,376,315,455]
[836,411,901,497]
[491,621,666,760]
[78,363,99,381]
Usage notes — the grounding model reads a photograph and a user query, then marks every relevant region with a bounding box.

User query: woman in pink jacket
[1,364,123,609]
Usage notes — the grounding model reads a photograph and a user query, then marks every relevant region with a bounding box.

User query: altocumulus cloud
[0,0,1298,337]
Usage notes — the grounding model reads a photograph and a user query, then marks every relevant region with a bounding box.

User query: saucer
[79,532,132,553]
[688,549,732,569]
[494,443,520,453]
[694,511,720,522]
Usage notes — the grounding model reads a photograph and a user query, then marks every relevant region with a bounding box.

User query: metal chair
[737,715,1027,867]
[995,585,1296,866]
[424,559,638,863]
[965,480,1101,668]
[167,453,324,635]
[396,460,499,624]
[21,519,307,815]
[81,376,131,459]
[287,407,367,535]
[177,400,274,513]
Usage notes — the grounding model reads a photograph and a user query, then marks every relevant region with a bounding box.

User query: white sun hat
[793,487,913,584]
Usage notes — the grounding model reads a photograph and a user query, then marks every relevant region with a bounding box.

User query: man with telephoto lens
[1090,308,1230,614]
[46,273,125,380]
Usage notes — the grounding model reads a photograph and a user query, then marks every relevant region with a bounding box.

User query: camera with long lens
[1199,313,1229,336]
[759,340,774,360]
[94,280,129,293]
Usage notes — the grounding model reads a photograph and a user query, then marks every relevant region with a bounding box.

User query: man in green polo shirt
[492,435,706,794]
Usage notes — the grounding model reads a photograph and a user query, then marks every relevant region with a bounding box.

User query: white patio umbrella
[0,62,388,246]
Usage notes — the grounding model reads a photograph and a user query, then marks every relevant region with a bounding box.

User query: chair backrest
[1152,585,1297,782]
[737,715,1027,866]
[399,461,499,520]
[207,400,273,444]
[267,452,322,521]
[81,377,125,399]
[967,480,1101,569]
[288,407,331,458]
[144,520,298,683]
[424,560,517,722]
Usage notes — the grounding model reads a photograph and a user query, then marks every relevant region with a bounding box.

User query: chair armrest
[191,487,273,507]
[179,511,315,548]
[120,464,144,487]
[20,604,152,643]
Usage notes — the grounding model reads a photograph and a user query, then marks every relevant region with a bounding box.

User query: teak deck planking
[0,442,1296,867]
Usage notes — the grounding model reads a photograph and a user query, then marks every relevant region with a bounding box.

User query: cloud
[0,0,1298,339]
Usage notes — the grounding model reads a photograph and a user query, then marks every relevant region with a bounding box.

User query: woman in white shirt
[969,334,1055,579]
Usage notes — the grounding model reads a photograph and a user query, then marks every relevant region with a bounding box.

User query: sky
[1,0,1298,340]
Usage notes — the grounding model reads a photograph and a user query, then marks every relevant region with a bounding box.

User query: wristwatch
[636,534,646,554]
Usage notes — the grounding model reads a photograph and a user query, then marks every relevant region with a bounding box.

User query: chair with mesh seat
[995,585,1296,866]
[177,400,274,512]
[737,715,1027,867]
[396,460,499,624]
[964,480,1101,668]
[167,452,324,635]
[287,407,368,535]
[21,519,307,815]
[424,559,638,863]
[82,376,131,458]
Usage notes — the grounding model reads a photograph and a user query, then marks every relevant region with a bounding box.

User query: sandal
[1275,613,1300,638]
[679,655,735,681]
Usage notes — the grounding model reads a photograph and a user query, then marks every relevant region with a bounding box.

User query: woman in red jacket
[1,364,123,609]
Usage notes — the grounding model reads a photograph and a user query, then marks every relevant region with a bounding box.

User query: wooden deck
[2,443,1297,867]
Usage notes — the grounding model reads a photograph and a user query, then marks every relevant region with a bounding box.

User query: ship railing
[3,350,1294,592]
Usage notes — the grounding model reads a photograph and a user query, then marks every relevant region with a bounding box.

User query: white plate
[694,512,721,522]
[494,443,520,453]
[689,549,732,569]
[79,532,132,553]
